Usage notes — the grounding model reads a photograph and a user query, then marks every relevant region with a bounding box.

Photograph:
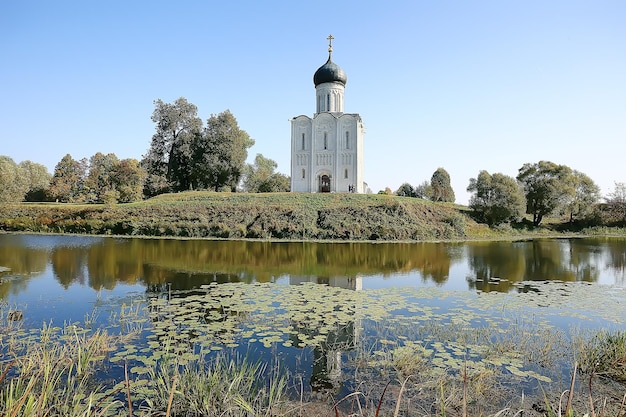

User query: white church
[290,36,366,193]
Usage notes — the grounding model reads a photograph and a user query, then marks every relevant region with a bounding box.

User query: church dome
[313,56,347,87]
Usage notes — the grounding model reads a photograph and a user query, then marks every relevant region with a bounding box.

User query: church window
[323,132,328,150]
[301,133,305,150]
[344,168,348,179]
[326,94,330,111]
[302,169,305,179]
[345,131,349,149]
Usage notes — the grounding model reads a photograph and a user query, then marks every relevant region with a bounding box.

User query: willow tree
[19,160,51,202]
[467,170,526,226]
[0,156,28,202]
[517,161,575,226]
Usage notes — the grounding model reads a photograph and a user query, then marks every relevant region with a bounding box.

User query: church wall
[315,82,345,113]
[290,116,313,192]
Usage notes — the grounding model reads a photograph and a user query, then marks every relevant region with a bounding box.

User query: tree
[111,159,146,203]
[19,161,51,202]
[565,170,601,222]
[516,161,575,226]
[395,182,416,197]
[242,154,289,192]
[414,180,432,200]
[0,156,28,202]
[142,97,203,195]
[430,168,455,203]
[192,110,254,191]
[467,170,526,226]
[47,154,88,202]
[258,173,290,192]
[604,182,626,225]
[85,152,120,202]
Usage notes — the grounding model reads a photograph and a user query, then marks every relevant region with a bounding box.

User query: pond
[1,233,625,411]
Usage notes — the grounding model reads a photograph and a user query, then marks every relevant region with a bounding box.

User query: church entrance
[319,175,331,193]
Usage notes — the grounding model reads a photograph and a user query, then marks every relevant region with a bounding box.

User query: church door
[320,175,331,193]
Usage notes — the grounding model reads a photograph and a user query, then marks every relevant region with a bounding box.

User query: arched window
[301,133,305,150]
[345,131,349,149]
[344,168,348,179]
[326,94,330,111]
[323,132,328,150]
[301,168,305,179]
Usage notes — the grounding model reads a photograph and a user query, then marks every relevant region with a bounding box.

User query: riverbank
[0,191,606,242]
[0,192,473,240]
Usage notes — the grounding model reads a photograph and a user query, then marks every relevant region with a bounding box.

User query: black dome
[313,56,347,87]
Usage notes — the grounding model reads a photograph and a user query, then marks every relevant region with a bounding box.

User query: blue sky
[2,1,624,204]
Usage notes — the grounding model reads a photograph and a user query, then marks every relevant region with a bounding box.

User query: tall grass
[2,304,625,416]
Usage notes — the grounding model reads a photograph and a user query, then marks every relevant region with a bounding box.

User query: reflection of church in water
[290,274,362,394]
[291,35,366,194]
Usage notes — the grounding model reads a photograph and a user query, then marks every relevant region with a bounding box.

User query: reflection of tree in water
[0,239,47,299]
[466,241,526,292]
[467,240,600,293]
[602,238,626,286]
[51,246,87,288]
[4,235,620,299]
[40,237,465,292]
[410,243,460,285]
[567,239,601,283]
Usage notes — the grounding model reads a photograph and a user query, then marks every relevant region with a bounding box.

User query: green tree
[19,160,51,202]
[564,170,601,222]
[143,97,203,195]
[467,170,526,226]
[516,161,575,226]
[258,173,290,192]
[85,152,120,202]
[414,180,432,200]
[47,154,88,202]
[0,156,28,202]
[604,182,626,225]
[242,154,289,192]
[430,168,455,203]
[395,182,416,197]
[192,110,254,191]
[111,158,146,203]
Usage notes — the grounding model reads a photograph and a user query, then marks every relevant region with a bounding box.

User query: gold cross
[327,34,334,54]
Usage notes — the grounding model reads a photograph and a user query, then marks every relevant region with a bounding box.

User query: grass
[0,192,489,241]
[3,191,624,242]
[1,315,625,416]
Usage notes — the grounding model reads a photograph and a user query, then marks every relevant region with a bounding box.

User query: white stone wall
[291,112,364,193]
[315,82,345,114]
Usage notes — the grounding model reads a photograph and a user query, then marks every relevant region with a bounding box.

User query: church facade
[290,36,365,193]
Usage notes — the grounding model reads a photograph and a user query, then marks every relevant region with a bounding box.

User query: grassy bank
[0,192,485,241]
[3,191,619,241]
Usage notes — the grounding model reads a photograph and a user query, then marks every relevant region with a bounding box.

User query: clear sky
[2,1,625,204]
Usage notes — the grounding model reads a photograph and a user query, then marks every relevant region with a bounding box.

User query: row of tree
[0,98,289,204]
[143,97,289,196]
[394,167,456,203]
[0,156,51,203]
[396,161,626,227]
[47,153,146,203]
